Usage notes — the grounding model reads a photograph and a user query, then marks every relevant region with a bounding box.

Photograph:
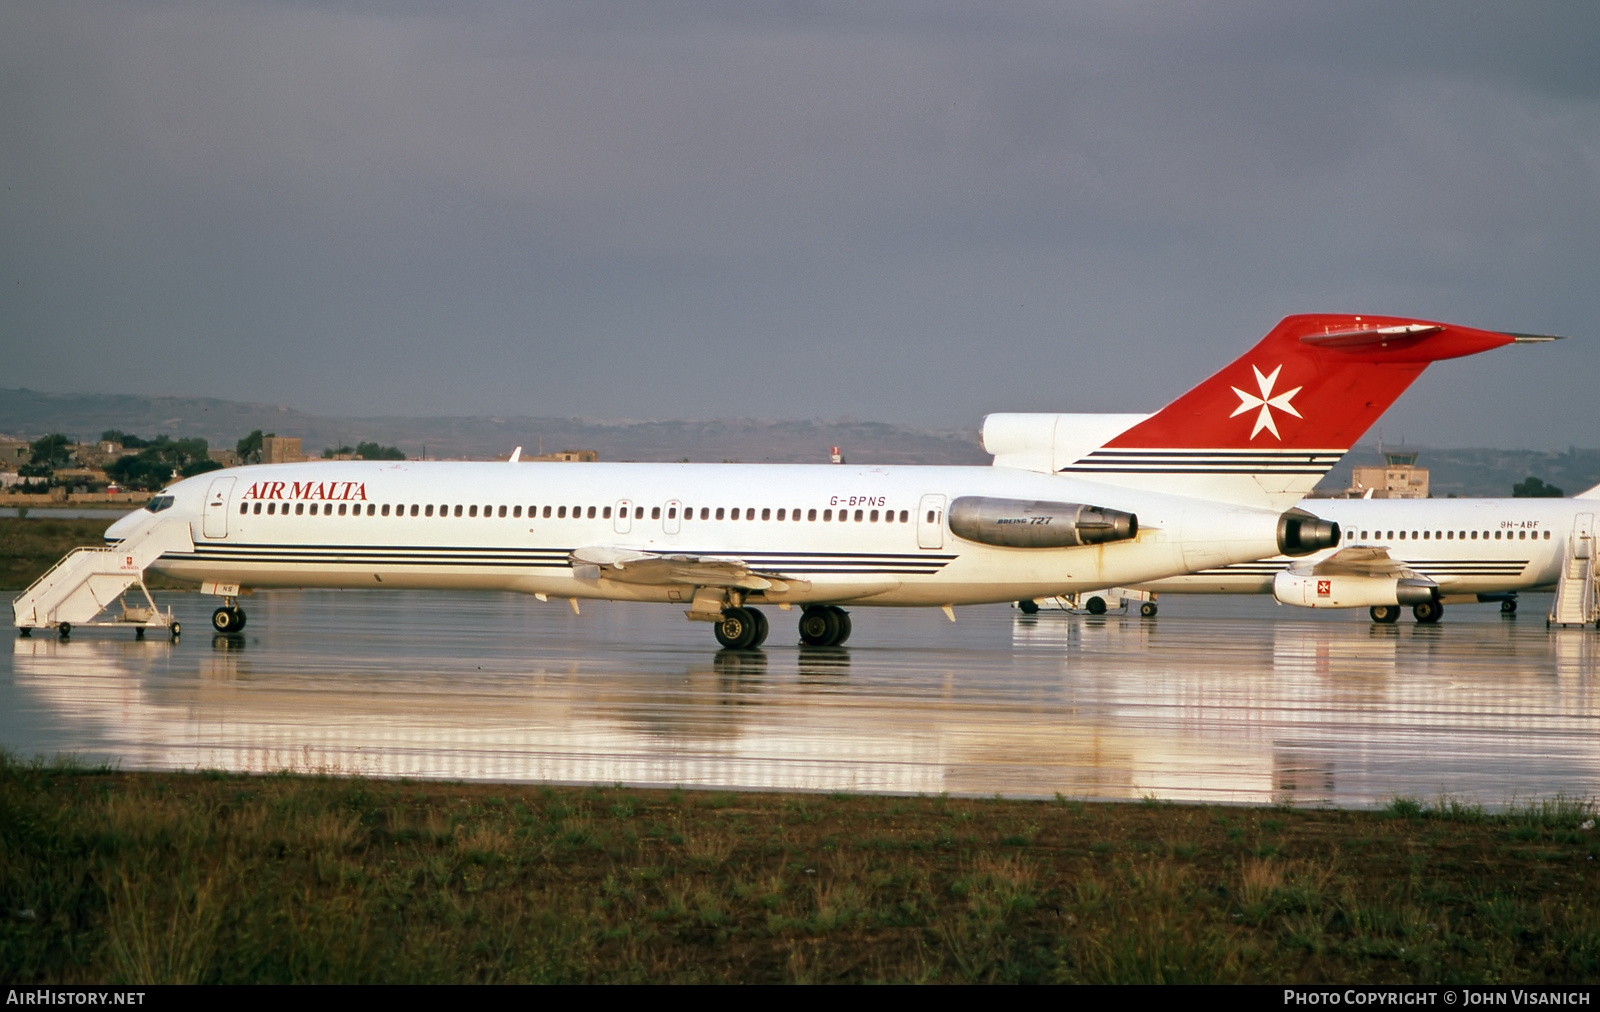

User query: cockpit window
[145,496,176,513]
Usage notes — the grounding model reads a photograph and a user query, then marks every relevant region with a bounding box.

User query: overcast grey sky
[3,2,1597,448]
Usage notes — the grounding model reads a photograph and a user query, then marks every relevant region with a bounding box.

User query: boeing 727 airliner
[30,314,1539,648]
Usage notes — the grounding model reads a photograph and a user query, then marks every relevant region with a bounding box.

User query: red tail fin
[1061,314,1522,507]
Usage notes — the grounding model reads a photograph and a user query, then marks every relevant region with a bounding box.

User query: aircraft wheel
[1017,599,1040,615]
[1501,599,1518,615]
[57,622,71,638]
[170,622,181,639]
[747,607,770,648]
[212,607,245,634]
[1139,602,1158,618]
[1370,605,1400,624]
[799,606,841,646]
[1085,596,1108,615]
[828,606,852,645]
[714,607,759,650]
[1413,601,1443,624]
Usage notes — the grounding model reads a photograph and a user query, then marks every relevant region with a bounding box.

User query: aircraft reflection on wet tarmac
[4,590,1597,808]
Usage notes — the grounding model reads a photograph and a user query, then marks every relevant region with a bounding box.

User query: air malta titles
[241,480,369,502]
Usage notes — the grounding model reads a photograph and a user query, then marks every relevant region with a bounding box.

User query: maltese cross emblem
[1230,364,1303,440]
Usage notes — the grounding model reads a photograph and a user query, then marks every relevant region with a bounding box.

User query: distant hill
[2,388,1593,495]
[0,388,987,466]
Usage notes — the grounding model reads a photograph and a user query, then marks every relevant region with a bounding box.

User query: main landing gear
[711,604,853,650]
[799,605,852,647]
[1369,602,1444,624]
[714,606,768,650]
[1412,601,1443,624]
[211,604,247,633]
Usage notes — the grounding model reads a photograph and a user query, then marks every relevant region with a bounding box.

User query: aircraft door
[202,476,236,539]
[917,494,946,550]
[614,500,633,535]
[1574,513,1595,560]
[663,499,683,535]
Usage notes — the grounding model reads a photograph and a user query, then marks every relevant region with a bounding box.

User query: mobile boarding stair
[11,520,193,639]
[1548,513,1598,628]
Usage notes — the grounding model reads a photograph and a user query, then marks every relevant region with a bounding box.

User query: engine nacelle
[1276,508,1341,557]
[1272,570,1438,608]
[948,496,1137,549]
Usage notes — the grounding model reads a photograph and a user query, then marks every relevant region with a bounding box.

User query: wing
[1287,546,1421,578]
[569,546,810,593]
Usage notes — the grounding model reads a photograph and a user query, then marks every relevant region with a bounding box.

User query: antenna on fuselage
[509,446,522,463]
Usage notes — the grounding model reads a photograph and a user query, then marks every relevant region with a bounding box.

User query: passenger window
[425,504,433,517]
[899,510,908,523]
[824,509,833,521]
[702,507,711,520]
[668,507,677,519]
[762,508,771,521]
[870,510,879,522]
[927,510,936,523]
[585,506,595,519]
[731,508,741,520]
[716,508,725,520]
[543,506,551,518]
[809,509,818,521]
[498,505,507,518]
[469,505,478,518]
[634,507,644,520]
[1545,530,1551,539]
[557,506,567,518]
[603,507,612,519]
[1519,530,1527,540]
[379,504,388,517]
[777,509,785,521]
[408,504,417,516]
[651,506,661,520]
[1422,531,1429,540]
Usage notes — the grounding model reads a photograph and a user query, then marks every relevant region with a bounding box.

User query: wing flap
[569,546,807,592]
[1288,546,1418,578]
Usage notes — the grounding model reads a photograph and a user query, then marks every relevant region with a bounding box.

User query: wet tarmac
[4,590,1597,808]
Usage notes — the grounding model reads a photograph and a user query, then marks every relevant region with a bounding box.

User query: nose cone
[104,510,148,543]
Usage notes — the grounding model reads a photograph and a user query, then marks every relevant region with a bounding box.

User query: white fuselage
[110,459,1300,608]
[1139,497,1592,600]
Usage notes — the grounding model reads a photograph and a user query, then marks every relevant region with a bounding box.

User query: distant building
[1348,451,1429,499]
[497,449,598,463]
[262,436,303,464]
[0,441,31,466]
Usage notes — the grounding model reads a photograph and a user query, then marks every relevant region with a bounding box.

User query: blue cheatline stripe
[180,542,959,576]
[1061,448,1342,476]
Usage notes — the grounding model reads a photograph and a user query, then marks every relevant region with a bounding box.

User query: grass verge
[2,756,1597,983]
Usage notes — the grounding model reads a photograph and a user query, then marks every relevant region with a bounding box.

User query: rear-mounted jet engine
[948,497,1138,549]
[1275,508,1341,557]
